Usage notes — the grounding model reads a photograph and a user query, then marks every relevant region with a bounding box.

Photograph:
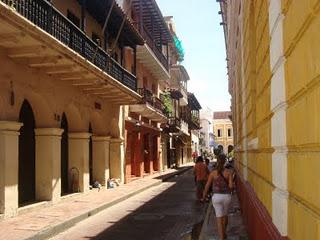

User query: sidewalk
[0,165,192,240]
[199,193,248,240]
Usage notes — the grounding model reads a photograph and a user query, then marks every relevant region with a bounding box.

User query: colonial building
[200,107,214,154]
[220,0,320,239]
[0,0,145,217]
[213,111,233,154]
[115,0,172,182]
[184,93,202,160]
[162,16,191,168]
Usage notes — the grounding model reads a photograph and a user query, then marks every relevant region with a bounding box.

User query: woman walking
[193,156,209,201]
[202,154,234,240]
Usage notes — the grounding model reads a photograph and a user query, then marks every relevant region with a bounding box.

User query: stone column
[35,128,63,203]
[0,121,22,217]
[109,138,125,183]
[68,133,91,193]
[92,136,110,187]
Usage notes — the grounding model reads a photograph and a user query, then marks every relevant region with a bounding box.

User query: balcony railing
[1,0,137,91]
[168,117,180,132]
[138,88,166,115]
[190,114,200,129]
[141,25,169,71]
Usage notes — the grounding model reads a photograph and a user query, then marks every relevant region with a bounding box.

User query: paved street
[51,169,206,240]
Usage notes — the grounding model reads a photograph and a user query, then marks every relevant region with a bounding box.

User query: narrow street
[51,169,206,240]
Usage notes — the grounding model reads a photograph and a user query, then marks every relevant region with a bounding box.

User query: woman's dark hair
[196,156,203,163]
[217,154,226,175]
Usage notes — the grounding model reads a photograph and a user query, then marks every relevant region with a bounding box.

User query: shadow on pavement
[82,169,206,240]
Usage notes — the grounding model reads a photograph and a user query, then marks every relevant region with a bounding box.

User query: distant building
[200,108,214,154]
[213,111,233,154]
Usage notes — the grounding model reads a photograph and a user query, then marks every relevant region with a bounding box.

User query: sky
[156,0,231,112]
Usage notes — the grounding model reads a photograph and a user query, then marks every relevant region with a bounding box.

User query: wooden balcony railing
[137,88,166,115]
[141,25,169,71]
[190,114,200,129]
[1,0,137,91]
[169,117,180,126]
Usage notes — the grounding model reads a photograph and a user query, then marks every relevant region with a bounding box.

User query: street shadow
[154,166,192,182]
[82,169,206,240]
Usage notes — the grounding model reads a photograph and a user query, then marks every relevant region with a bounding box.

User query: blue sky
[157,0,231,112]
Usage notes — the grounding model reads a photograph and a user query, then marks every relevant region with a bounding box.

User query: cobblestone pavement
[51,169,207,240]
[0,166,192,240]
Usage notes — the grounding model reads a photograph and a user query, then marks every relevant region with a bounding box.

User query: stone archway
[60,113,69,195]
[18,100,36,206]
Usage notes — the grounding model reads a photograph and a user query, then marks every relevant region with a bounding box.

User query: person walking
[193,156,208,201]
[202,154,234,240]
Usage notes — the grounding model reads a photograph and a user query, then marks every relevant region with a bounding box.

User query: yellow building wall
[283,0,320,239]
[234,0,273,216]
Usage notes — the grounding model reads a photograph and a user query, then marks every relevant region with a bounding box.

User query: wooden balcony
[132,0,171,81]
[140,25,169,71]
[130,88,167,123]
[168,117,181,133]
[190,114,201,130]
[0,0,141,104]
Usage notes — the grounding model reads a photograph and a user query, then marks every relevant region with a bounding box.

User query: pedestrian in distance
[202,154,234,240]
[205,158,214,173]
[193,156,209,201]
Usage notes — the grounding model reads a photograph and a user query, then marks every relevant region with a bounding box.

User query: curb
[199,203,212,240]
[25,166,193,240]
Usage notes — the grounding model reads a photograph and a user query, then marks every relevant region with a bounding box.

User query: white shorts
[211,193,232,217]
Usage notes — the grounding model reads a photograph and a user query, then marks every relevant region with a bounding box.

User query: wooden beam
[35,64,76,73]
[108,95,135,101]
[50,71,89,80]
[7,45,46,58]
[0,32,25,45]
[71,81,94,86]
[14,55,62,66]
[106,100,133,105]
[71,78,97,85]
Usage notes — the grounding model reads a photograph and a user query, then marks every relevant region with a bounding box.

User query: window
[228,128,232,137]
[217,129,222,137]
[67,10,80,28]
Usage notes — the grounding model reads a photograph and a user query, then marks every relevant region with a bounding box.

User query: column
[92,136,110,187]
[35,128,63,203]
[269,0,288,236]
[109,138,125,183]
[68,133,91,193]
[0,121,22,217]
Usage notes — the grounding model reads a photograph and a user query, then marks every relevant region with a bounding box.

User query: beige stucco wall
[0,51,121,135]
[52,0,105,48]
[0,46,124,216]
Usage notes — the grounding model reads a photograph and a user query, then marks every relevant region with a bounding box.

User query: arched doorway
[19,100,36,206]
[152,135,158,171]
[89,123,93,186]
[61,113,69,195]
[143,134,150,173]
